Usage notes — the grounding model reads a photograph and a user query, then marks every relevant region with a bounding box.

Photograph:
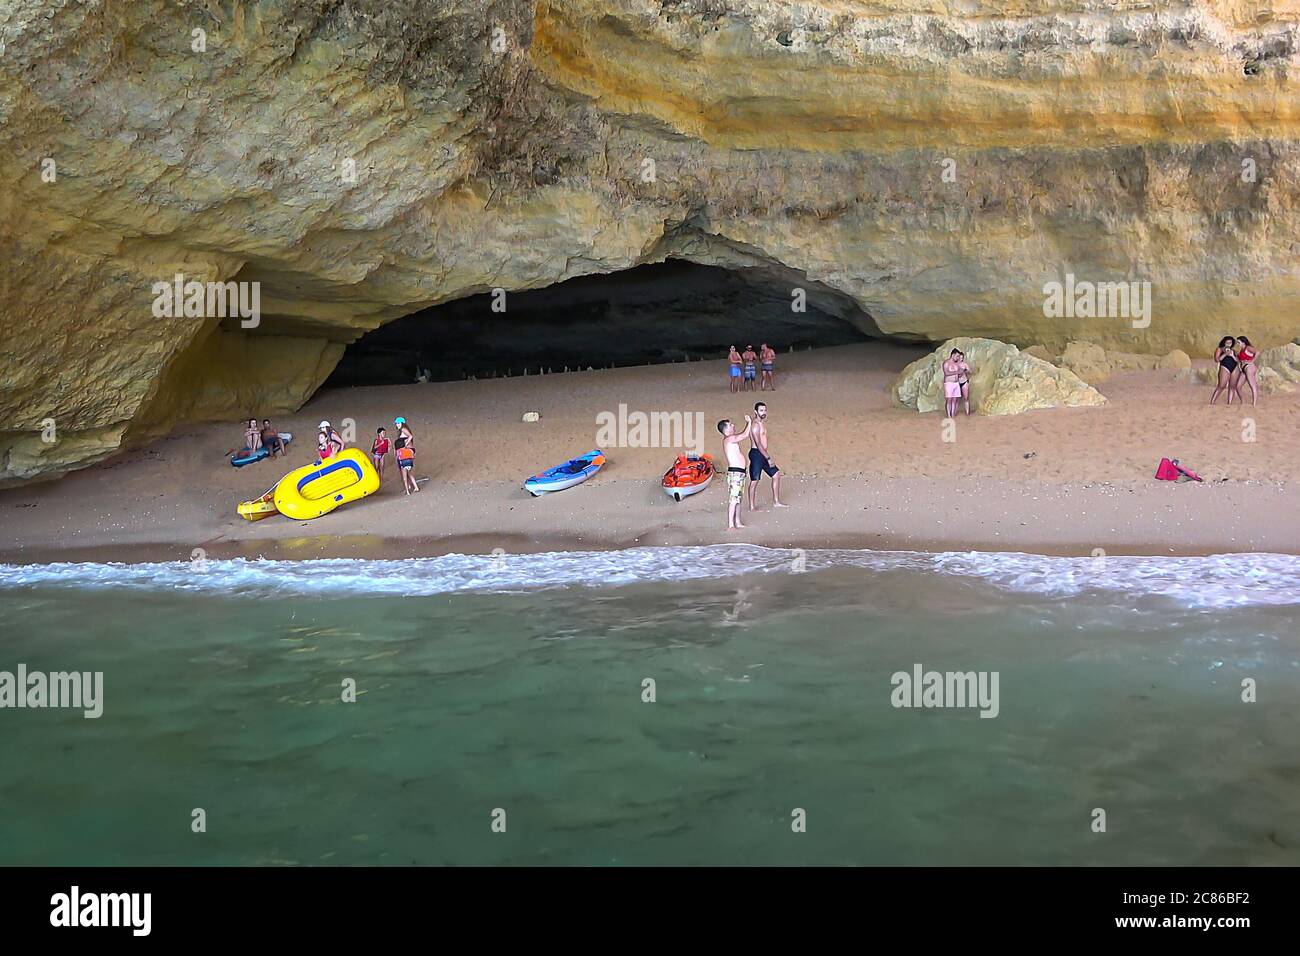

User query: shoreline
[3,476,1296,566]
[3,343,1298,566]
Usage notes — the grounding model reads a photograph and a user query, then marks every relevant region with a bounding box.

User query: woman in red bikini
[1232,335,1259,406]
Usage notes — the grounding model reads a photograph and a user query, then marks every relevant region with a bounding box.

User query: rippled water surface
[1,546,1297,865]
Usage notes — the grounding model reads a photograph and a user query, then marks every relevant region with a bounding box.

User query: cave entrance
[324,259,874,386]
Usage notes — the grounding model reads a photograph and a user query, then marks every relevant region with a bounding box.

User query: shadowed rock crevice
[325,259,873,385]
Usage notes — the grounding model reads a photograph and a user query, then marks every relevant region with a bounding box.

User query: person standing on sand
[718,415,753,530]
[955,349,973,416]
[741,345,759,392]
[747,401,786,511]
[371,427,391,481]
[759,343,776,391]
[394,416,419,495]
[728,346,742,393]
[941,349,969,418]
[1210,336,1240,405]
[1233,335,1259,406]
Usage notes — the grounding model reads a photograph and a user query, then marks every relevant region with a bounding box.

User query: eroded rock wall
[1,1,1298,482]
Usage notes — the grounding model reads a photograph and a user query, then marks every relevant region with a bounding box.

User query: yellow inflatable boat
[272,449,380,520]
[237,488,278,521]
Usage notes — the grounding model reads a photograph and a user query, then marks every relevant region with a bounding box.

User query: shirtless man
[727,346,742,393]
[941,349,971,418]
[717,415,753,530]
[741,345,759,392]
[260,418,285,457]
[759,343,776,391]
[747,401,786,510]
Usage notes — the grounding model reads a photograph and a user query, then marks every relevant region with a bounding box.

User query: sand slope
[2,344,1297,561]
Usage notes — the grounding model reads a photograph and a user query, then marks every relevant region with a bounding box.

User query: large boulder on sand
[892,338,1107,416]
[1059,341,1190,383]
[1259,343,1300,383]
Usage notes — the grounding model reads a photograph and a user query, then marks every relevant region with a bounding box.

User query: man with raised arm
[718,414,753,530]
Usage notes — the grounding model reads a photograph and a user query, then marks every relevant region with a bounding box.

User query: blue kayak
[231,446,270,468]
[231,433,292,468]
[524,449,606,496]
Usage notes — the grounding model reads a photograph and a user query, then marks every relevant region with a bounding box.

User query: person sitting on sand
[317,420,343,461]
[394,416,419,495]
[1233,335,1259,406]
[1210,336,1241,405]
[718,415,753,530]
[371,426,390,481]
[941,349,970,418]
[747,401,786,511]
[260,418,285,457]
[728,346,742,393]
[760,343,777,391]
[243,418,263,454]
[741,345,759,391]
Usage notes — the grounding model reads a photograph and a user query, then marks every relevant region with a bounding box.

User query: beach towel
[1155,458,1203,482]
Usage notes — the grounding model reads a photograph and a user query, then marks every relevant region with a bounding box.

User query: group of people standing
[727,344,778,392]
[308,417,422,495]
[1210,336,1260,406]
[717,401,785,530]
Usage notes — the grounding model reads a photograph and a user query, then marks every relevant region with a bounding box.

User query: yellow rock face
[2,1,1299,481]
[892,337,1107,415]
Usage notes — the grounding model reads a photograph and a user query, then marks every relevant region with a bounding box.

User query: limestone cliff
[2,1,1299,482]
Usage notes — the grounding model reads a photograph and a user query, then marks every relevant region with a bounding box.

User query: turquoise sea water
[0,546,1297,866]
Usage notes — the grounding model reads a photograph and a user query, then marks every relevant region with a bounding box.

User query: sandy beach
[2,342,1297,563]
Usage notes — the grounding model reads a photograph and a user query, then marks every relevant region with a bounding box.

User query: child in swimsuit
[371,427,390,480]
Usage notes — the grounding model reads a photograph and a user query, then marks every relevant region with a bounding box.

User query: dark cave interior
[324,259,874,386]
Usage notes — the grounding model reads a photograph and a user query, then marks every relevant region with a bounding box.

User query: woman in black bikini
[1210,336,1240,405]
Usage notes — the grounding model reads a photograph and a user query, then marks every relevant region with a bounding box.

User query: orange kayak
[661,453,714,501]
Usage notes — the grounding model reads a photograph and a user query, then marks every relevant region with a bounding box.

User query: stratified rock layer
[2,1,1300,481]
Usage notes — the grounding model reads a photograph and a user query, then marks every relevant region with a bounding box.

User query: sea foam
[1,545,1297,609]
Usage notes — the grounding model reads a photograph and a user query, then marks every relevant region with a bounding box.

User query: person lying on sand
[747,401,786,511]
[260,419,285,457]
[371,427,390,481]
[760,343,776,390]
[728,346,742,393]
[394,416,419,495]
[742,345,759,391]
[718,415,753,530]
